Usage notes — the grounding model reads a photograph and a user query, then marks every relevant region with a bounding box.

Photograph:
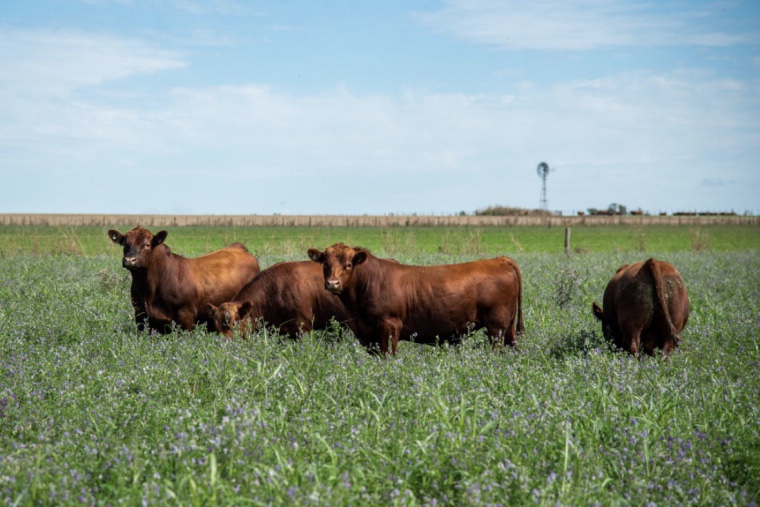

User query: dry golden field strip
[1,213,758,228]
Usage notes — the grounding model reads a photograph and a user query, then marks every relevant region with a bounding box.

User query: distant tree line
[472,206,552,217]
[470,204,742,217]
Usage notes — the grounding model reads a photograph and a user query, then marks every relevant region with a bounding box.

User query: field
[1,224,759,506]
[1,223,759,256]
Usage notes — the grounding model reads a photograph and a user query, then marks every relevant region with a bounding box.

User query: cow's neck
[130,245,181,300]
[245,297,266,322]
[342,254,379,317]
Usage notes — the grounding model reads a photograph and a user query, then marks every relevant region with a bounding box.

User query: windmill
[536,161,551,211]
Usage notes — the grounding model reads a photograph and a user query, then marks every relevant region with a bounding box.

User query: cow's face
[592,302,612,340]
[208,301,253,338]
[108,227,167,271]
[308,243,367,295]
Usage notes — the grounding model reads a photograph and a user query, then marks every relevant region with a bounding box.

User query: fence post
[564,227,571,256]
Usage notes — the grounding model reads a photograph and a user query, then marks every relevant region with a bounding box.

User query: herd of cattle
[108,226,689,358]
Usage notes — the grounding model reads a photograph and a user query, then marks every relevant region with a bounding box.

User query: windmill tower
[536,161,551,211]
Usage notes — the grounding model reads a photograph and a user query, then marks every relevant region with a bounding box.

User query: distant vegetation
[583,203,742,217]
[466,202,749,217]
[469,204,745,217]
[473,205,551,217]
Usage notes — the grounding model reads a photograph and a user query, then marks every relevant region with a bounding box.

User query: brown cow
[108,226,260,333]
[307,243,524,356]
[207,260,350,339]
[592,258,689,358]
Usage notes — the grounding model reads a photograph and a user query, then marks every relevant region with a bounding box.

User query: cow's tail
[509,258,525,336]
[646,258,680,345]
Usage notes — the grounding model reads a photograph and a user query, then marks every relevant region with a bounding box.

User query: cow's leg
[489,314,518,349]
[176,308,197,331]
[623,327,643,358]
[377,319,402,356]
[662,335,679,361]
[130,293,148,331]
[134,309,148,331]
[294,320,312,340]
[390,331,400,356]
[282,320,310,340]
[483,304,517,350]
[356,334,380,355]
[487,326,507,350]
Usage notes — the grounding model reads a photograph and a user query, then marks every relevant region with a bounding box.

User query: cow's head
[307,243,367,295]
[207,301,254,338]
[108,226,168,271]
[592,302,612,340]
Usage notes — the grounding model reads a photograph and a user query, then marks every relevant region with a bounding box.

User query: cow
[206,260,350,339]
[592,258,689,358]
[108,226,260,333]
[307,243,524,356]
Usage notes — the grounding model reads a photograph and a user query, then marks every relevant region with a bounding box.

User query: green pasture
[0,225,758,506]
[0,223,758,257]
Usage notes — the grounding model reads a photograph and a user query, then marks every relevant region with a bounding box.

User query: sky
[1,0,759,216]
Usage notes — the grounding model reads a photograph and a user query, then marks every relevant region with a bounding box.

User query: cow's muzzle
[325,279,342,294]
[122,257,140,270]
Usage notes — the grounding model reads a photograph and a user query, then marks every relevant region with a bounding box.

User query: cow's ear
[592,302,605,322]
[152,230,168,247]
[108,230,124,245]
[352,251,367,266]
[240,301,254,316]
[307,248,324,263]
[206,303,217,314]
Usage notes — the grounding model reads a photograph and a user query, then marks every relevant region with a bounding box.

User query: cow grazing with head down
[307,243,524,356]
[592,258,689,358]
[108,226,260,333]
[207,260,350,339]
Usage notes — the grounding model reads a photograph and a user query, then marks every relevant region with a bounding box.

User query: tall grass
[1,249,758,505]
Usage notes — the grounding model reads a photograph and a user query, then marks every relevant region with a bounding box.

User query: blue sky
[1,0,758,215]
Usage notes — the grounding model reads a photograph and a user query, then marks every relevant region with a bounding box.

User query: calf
[207,261,350,339]
[592,258,689,358]
[108,226,260,333]
[308,243,524,356]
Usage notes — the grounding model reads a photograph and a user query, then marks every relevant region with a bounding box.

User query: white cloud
[0,29,188,178]
[9,66,756,208]
[0,29,185,96]
[417,0,756,50]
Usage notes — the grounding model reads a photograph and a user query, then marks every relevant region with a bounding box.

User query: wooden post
[564,227,571,256]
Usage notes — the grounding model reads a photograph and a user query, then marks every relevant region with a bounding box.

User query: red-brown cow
[307,243,524,356]
[108,226,260,333]
[592,258,689,358]
[206,260,350,339]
